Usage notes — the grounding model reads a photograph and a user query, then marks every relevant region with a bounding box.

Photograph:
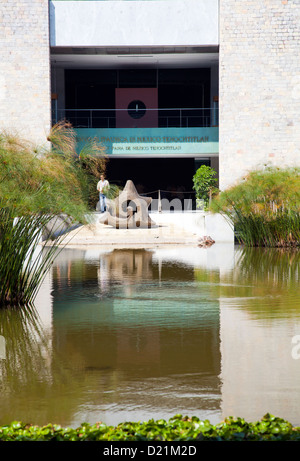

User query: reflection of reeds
[0,304,50,389]
[235,246,300,287]
[0,302,76,425]
[211,166,300,247]
[197,246,300,321]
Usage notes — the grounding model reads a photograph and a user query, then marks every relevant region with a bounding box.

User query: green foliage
[0,414,299,441]
[0,207,70,307]
[0,134,84,222]
[48,121,120,209]
[192,165,218,206]
[0,122,109,221]
[210,166,300,247]
[0,123,108,309]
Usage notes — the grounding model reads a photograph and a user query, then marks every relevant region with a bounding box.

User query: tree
[192,165,218,208]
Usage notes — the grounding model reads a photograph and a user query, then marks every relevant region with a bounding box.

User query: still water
[0,245,300,428]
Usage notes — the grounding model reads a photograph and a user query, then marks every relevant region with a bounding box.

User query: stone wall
[0,0,51,147]
[219,0,300,190]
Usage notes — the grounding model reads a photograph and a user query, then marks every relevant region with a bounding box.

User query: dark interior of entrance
[106,157,210,211]
[65,68,211,111]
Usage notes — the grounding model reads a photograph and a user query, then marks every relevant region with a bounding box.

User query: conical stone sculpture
[99,180,156,229]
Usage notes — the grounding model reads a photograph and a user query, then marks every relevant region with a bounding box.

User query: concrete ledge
[149,211,234,243]
[59,211,234,248]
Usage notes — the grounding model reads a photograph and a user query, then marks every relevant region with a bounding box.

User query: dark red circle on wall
[127,100,146,119]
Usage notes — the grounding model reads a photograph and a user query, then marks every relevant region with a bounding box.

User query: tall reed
[48,120,111,210]
[0,121,109,221]
[210,166,300,247]
[0,122,108,309]
[0,207,69,307]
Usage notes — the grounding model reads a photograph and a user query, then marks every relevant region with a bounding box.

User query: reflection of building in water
[98,256,110,294]
[4,244,300,427]
[52,248,154,297]
[219,248,300,425]
[117,328,160,366]
[52,248,99,295]
[0,245,224,427]
[51,247,221,380]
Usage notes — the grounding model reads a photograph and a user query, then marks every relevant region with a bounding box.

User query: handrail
[52,107,219,128]
[55,107,217,112]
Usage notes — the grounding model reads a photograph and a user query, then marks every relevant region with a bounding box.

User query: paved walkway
[63,213,200,249]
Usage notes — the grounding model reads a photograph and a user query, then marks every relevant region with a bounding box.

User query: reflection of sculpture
[103,249,153,281]
[98,180,156,229]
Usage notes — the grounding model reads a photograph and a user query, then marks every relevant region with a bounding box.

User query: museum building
[1,0,299,196]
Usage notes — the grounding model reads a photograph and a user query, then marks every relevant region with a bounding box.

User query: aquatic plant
[0,207,69,307]
[210,166,300,247]
[0,131,85,222]
[48,120,120,208]
[0,123,108,308]
[0,413,299,441]
[0,121,109,220]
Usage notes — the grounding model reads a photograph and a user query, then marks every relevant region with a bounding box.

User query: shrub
[210,166,300,247]
[192,165,218,208]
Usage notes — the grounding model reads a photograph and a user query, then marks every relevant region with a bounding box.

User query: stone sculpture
[98,180,156,229]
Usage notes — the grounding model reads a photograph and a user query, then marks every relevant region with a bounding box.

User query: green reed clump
[0,122,109,222]
[210,166,300,247]
[0,207,70,307]
[0,134,82,222]
[0,123,108,308]
[48,120,110,210]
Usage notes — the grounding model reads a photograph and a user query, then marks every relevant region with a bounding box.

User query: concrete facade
[1,1,300,188]
[0,0,51,146]
[219,0,300,190]
[50,0,218,47]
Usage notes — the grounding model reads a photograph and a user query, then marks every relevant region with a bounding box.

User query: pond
[0,244,300,428]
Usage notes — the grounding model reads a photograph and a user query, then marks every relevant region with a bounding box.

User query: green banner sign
[75,127,219,156]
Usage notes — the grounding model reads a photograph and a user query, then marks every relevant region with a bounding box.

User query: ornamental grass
[0,207,70,307]
[210,166,300,247]
[0,122,108,221]
[0,122,108,308]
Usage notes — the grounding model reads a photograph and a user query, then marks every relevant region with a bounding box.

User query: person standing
[97,174,110,212]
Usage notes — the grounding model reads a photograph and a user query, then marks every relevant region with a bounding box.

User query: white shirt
[97,179,109,193]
